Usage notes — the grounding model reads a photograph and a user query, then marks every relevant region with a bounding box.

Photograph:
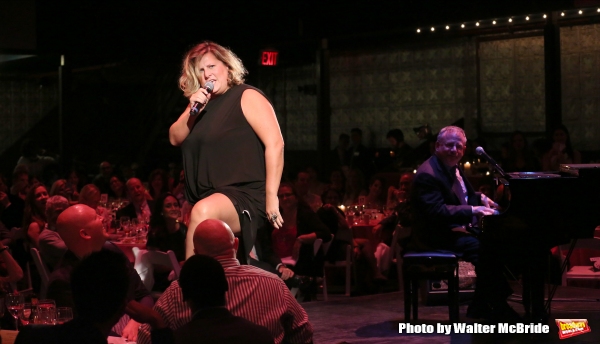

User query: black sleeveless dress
[181,84,268,259]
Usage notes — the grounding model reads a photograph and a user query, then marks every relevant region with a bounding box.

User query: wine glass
[120,216,131,236]
[36,299,56,325]
[5,293,24,329]
[19,302,33,326]
[56,307,73,324]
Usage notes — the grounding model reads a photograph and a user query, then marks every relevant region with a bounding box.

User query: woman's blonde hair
[179,41,247,98]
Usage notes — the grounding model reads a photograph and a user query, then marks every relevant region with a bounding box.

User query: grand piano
[480,164,600,319]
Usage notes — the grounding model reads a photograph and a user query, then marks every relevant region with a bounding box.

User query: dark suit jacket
[409,155,482,251]
[116,200,155,220]
[151,307,274,344]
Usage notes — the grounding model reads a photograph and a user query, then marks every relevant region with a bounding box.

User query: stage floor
[303,282,600,343]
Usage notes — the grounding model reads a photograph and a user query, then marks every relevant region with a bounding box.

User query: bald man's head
[193,219,238,259]
[56,204,108,258]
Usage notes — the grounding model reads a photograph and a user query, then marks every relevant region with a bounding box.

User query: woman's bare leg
[185,193,241,259]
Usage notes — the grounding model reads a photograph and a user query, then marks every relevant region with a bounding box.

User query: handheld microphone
[189,81,214,116]
[475,146,506,177]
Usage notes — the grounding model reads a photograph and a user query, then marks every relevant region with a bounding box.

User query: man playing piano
[408,126,520,322]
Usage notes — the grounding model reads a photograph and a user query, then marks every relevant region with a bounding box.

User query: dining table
[111,235,147,263]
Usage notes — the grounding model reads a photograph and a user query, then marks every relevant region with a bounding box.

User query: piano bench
[402,251,460,322]
[562,265,600,286]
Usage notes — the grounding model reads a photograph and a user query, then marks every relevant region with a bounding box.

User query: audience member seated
[11,170,31,201]
[317,190,387,290]
[78,184,102,209]
[14,138,56,183]
[49,179,77,205]
[144,255,275,344]
[0,241,24,295]
[364,176,386,209]
[66,169,83,202]
[501,131,541,172]
[47,204,153,341]
[377,128,413,171]
[295,170,322,212]
[93,161,113,195]
[23,182,49,250]
[109,174,127,203]
[342,167,366,205]
[378,172,414,247]
[148,168,169,201]
[542,124,582,171]
[16,250,131,344]
[38,196,70,270]
[305,166,328,197]
[117,178,154,222]
[328,169,346,198]
[136,219,313,344]
[146,193,187,290]
[273,183,331,279]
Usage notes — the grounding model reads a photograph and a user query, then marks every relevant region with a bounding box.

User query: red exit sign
[261,50,278,66]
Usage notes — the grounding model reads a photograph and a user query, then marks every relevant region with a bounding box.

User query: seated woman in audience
[147,169,169,201]
[66,169,83,198]
[109,174,127,204]
[501,131,540,172]
[364,176,386,208]
[23,182,49,249]
[146,193,187,291]
[342,168,366,205]
[272,182,331,279]
[317,189,387,290]
[38,195,70,270]
[78,184,101,208]
[542,124,581,171]
[147,193,187,263]
[49,179,77,205]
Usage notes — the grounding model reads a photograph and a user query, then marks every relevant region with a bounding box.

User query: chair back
[321,234,334,255]
[30,248,50,299]
[132,247,181,292]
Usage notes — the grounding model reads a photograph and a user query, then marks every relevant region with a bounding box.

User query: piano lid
[560,164,600,176]
[507,172,561,179]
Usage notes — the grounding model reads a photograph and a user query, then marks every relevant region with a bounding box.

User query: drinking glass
[36,299,56,325]
[120,216,131,235]
[5,293,24,329]
[56,307,73,324]
[19,302,33,326]
[131,218,140,233]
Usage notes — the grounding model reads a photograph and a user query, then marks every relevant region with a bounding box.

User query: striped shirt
[137,258,313,344]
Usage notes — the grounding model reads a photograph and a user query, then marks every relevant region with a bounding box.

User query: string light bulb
[561,12,565,16]
[445,25,450,30]
[416,28,421,33]
[475,22,480,26]
[525,16,530,20]
[579,10,583,14]
[492,20,496,24]
[543,14,547,18]
[431,27,435,31]
[508,18,513,22]
[461,23,465,28]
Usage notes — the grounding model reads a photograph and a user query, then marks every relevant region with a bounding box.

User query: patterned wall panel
[479,35,546,139]
[561,24,600,151]
[0,80,58,155]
